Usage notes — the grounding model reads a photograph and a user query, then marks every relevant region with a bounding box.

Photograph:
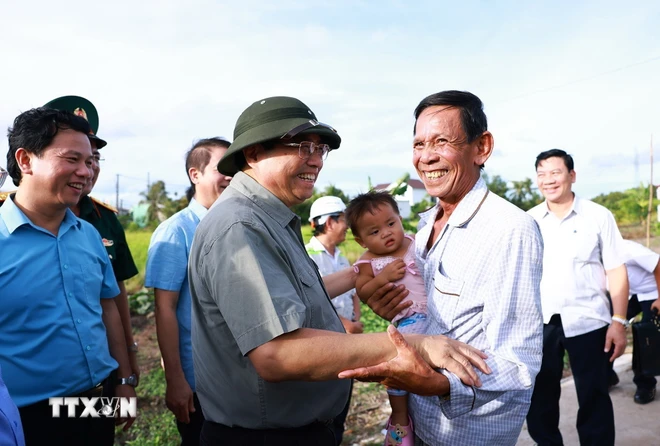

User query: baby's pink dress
[355,235,428,327]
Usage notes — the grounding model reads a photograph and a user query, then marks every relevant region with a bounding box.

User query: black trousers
[332,380,352,446]
[176,392,205,446]
[527,315,614,446]
[200,420,336,446]
[19,374,116,446]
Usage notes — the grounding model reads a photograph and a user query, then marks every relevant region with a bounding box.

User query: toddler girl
[345,191,428,446]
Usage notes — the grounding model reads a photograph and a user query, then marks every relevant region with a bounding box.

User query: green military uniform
[79,196,138,282]
[39,95,137,282]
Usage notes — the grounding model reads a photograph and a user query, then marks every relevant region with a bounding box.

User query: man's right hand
[362,282,412,322]
[166,378,195,423]
[339,325,490,395]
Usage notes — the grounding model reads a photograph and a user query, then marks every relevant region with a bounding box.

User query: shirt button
[63,264,68,269]
[67,292,72,297]
[77,319,82,324]
[86,345,91,351]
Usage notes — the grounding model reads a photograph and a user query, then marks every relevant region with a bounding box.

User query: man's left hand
[128,351,141,387]
[115,385,137,431]
[338,325,451,396]
[605,322,627,362]
[651,297,660,314]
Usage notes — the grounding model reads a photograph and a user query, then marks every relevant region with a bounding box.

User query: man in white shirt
[527,149,629,446]
[610,240,659,404]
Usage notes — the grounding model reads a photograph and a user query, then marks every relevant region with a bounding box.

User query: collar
[228,172,300,228]
[418,177,489,229]
[308,236,340,257]
[188,197,208,221]
[0,193,80,235]
[537,194,579,220]
[77,195,98,220]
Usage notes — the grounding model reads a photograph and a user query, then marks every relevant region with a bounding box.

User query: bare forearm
[607,264,629,317]
[249,329,400,381]
[154,291,186,382]
[156,310,185,380]
[356,274,392,302]
[101,299,132,377]
[115,282,135,345]
[323,267,357,298]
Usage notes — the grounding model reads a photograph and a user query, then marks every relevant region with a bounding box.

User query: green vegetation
[115,368,179,445]
[125,230,152,293]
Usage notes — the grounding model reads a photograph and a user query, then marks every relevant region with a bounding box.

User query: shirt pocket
[76,263,104,306]
[298,266,337,330]
[571,231,603,293]
[431,268,464,334]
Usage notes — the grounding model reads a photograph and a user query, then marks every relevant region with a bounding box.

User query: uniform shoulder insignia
[0,191,16,205]
[90,196,118,213]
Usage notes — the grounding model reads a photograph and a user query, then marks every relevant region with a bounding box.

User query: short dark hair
[312,214,341,236]
[7,107,91,186]
[535,149,574,171]
[345,190,400,236]
[185,137,231,202]
[413,90,487,144]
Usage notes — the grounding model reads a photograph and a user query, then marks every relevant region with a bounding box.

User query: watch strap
[611,315,629,328]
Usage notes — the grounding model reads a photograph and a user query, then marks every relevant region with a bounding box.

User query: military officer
[44,96,141,384]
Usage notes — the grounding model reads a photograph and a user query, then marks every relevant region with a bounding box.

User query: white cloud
[2,0,660,208]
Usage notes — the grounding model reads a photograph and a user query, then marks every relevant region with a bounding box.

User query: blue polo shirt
[0,195,119,407]
[145,198,207,391]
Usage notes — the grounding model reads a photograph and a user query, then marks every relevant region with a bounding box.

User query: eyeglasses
[280,141,332,161]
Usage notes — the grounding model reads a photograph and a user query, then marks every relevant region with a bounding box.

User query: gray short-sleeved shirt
[188,172,350,429]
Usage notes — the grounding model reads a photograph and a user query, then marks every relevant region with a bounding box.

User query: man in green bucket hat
[188,96,490,445]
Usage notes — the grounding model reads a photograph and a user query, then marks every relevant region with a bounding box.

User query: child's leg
[388,392,410,426]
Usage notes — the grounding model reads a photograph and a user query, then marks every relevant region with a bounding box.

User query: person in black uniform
[44,96,141,384]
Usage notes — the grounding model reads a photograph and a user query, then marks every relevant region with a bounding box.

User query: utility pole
[115,174,119,210]
[647,135,653,248]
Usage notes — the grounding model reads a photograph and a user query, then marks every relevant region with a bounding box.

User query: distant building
[131,203,150,228]
[374,179,430,218]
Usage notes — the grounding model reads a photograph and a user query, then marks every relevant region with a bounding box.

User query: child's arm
[355,259,407,302]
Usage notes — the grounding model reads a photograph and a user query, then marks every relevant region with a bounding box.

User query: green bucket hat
[44,95,107,149]
[218,96,341,176]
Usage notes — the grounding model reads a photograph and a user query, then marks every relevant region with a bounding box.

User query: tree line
[122,175,657,233]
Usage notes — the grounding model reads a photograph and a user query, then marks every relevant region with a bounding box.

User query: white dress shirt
[410,177,544,445]
[305,236,356,320]
[621,239,659,302]
[528,196,626,337]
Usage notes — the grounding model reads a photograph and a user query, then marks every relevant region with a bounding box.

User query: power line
[501,54,660,103]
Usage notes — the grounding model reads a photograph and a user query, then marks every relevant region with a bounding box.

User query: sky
[1,0,659,209]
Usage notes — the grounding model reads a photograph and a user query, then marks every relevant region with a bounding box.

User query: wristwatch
[128,342,139,353]
[117,374,138,387]
[611,315,630,328]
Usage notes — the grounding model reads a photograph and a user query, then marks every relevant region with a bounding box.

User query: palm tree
[140,180,170,225]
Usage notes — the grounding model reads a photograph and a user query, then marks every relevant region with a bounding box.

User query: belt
[72,379,106,399]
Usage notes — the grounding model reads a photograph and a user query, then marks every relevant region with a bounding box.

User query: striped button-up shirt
[410,177,544,445]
